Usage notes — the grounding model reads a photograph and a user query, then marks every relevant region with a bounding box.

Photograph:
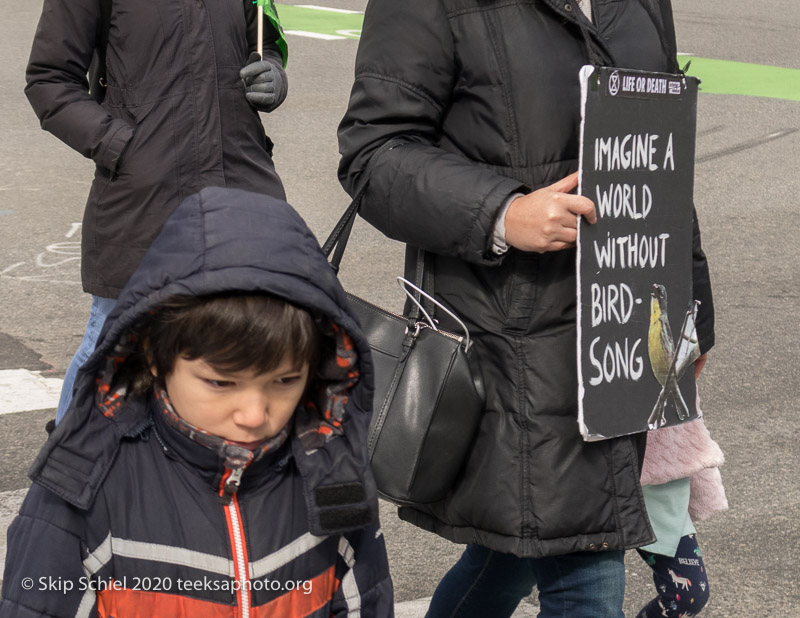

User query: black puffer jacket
[25,0,286,298]
[338,0,714,557]
[1,188,393,617]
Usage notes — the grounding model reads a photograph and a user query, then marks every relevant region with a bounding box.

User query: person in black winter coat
[337,0,715,616]
[25,0,290,424]
[0,187,394,618]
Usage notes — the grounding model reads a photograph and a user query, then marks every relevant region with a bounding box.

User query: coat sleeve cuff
[99,120,135,173]
[470,178,527,264]
[490,193,524,255]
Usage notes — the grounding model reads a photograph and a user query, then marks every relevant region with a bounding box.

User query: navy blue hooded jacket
[1,187,393,618]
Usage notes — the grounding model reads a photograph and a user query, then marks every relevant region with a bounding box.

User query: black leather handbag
[323,193,485,506]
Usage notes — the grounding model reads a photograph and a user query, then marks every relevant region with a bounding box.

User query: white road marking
[0,263,25,276]
[0,369,62,415]
[284,30,345,40]
[295,5,363,13]
[393,597,538,617]
[66,223,82,239]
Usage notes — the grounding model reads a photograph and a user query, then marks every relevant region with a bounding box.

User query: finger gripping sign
[577,66,701,441]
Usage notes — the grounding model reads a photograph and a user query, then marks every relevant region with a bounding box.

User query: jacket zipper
[220,466,250,618]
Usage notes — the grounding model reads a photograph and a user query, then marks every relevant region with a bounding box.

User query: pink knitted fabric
[689,466,729,521]
[641,397,729,521]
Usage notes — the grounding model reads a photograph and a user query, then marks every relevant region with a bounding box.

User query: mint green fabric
[640,478,696,556]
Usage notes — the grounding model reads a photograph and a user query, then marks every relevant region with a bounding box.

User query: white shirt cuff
[490,193,523,255]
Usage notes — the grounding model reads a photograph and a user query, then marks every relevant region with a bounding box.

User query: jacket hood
[30,187,377,535]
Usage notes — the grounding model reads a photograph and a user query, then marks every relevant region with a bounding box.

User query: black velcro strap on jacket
[314,483,366,507]
[314,483,371,532]
[319,505,372,531]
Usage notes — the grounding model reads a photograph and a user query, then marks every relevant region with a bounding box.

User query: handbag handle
[321,190,363,275]
[397,277,471,350]
[322,137,405,271]
[322,140,436,320]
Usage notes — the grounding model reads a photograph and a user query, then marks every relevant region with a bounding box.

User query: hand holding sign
[505,172,597,253]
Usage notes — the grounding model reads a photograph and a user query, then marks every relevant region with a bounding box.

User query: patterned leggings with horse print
[636,534,710,617]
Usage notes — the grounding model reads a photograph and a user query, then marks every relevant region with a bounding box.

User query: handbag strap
[322,140,436,319]
[406,247,435,322]
[88,0,112,103]
[637,0,680,73]
[322,192,360,275]
[322,137,405,267]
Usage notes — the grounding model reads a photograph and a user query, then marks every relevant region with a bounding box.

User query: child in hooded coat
[0,187,394,618]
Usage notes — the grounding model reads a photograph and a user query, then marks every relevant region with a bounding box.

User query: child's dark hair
[130,293,321,396]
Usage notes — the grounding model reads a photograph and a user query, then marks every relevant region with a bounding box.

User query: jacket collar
[149,398,291,498]
[154,387,289,472]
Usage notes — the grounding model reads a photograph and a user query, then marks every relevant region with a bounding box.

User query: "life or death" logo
[606,69,684,100]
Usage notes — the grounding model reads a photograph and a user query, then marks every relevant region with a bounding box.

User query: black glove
[240,52,287,113]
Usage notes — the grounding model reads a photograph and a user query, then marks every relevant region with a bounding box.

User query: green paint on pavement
[277,4,362,39]
[276,4,800,101]
[683,56,800,102]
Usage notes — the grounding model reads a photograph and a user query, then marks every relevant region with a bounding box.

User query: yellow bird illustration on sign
[647,284,700,429]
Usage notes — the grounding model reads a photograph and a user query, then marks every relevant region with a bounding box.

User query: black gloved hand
[240,52,288,113]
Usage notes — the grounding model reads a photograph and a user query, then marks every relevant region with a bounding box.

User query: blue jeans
[426,544,625,618]
[55,295,116,424]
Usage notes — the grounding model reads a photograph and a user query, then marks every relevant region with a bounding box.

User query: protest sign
[577,66,701,441]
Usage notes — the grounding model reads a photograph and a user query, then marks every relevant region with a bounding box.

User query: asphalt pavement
[1,1,798,616]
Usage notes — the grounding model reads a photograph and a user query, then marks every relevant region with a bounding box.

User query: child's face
[162,356,309,446]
